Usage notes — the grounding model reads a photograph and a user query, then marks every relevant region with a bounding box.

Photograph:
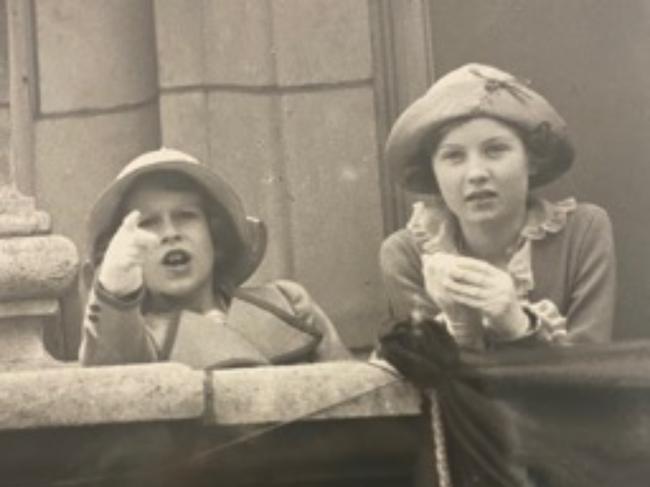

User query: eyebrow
[483,135,515,143]
[439,134,515,148]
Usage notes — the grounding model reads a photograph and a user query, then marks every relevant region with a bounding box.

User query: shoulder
[571,202,612,226]
[241,279,314,309]
[380,229,421,270]
[530,198,612,242]
[565,202,614,241]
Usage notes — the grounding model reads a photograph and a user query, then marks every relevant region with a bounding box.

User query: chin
[148,279,199,299]
[462,209,500,223]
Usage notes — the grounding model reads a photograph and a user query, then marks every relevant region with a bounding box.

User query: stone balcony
[0,360,436,487]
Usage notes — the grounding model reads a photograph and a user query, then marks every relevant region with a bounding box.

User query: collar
[407,196,577,296]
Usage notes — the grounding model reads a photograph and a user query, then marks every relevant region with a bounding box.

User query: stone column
[0,0,78,370]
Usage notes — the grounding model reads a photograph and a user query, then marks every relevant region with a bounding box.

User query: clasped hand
[423,252,529,340]
[97,210,159,297]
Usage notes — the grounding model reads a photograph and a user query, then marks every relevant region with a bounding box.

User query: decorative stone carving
[0,188,78,371]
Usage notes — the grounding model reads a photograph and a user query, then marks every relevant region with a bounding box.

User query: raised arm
[79,283,158,365]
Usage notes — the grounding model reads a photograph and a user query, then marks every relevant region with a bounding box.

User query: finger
[445,292,483,310]
[449,267,490,287]
[442,278,487,304]
[453,256,495,275]
[132,228,159,250]
[121,210,142,232]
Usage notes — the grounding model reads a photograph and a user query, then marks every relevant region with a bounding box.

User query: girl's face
[431,117,532,228]
[123,180,216,307]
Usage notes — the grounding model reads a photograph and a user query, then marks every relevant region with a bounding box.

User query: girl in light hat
[79,148,350,368]
[381,63,616,350]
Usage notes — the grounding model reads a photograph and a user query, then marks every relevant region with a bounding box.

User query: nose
[466,152,489,185]
[159,215,181,244]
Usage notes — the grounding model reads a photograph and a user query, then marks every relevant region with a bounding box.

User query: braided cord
[429,389,452,487]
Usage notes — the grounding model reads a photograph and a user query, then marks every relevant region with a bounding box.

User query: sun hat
[86,147,266,287]
[385,63,574,194]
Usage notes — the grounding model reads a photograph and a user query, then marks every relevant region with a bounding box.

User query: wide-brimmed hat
[385,63,574,194]
[86,148,266,287]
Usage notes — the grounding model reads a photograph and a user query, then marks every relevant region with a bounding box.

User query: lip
[161,249,192,268]
[465,189,498,202]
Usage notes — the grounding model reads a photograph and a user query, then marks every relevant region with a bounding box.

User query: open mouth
[162,249,191,267]
[465,190,497,202]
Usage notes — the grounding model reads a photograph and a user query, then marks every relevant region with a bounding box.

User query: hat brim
[385,64,574,194]
[86,160,266,287]
[388,113,574,195]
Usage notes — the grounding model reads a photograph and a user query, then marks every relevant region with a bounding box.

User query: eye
[436,149,465,165]
[138,215,157,229]
[177,208,203,221]
[484,142,510,158]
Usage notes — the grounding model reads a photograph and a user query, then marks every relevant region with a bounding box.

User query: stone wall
[16,0,389,357]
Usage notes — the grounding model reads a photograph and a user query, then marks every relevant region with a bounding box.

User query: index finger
[121,210,158,249]
[121,210,142,231]
[132,226,159,250]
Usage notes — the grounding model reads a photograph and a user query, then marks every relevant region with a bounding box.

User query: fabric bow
[470,68,533,105]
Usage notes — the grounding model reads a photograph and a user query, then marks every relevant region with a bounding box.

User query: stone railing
[0,360,437,486]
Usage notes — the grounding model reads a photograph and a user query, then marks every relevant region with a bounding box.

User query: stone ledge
[0,361,421,431]
[0,363,205,430]
[208,360,420,425]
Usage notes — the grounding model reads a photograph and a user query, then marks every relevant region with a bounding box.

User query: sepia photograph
[0,0,649,486]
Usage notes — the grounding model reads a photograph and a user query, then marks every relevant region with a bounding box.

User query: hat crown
[117,147,200,180]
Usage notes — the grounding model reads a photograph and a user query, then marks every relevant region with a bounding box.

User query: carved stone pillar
[0,0,78,370]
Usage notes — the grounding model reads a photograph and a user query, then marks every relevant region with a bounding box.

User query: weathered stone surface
[0,363,205,430]
[0,187,51,235]
[272,0,372,86]
[34,103,160,249]
[0,234,78,300]
[281,87,386,348]
[0,300,62,372]
[154,0,205,88]
[206,91,290,282]
[202,0,274,86]
[208,361,420,425]
[36,0,158,113]
[0,0,7,105]
[159,92,210,163]
[156,0,274,87]
[0,107,9,186]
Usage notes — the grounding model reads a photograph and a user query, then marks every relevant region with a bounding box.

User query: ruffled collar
[407,196,577,296]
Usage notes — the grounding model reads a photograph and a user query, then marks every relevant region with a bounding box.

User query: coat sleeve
[564,205,617,344]
[379,229,440,321]
[78,282,159,365]
[272,280,352,361]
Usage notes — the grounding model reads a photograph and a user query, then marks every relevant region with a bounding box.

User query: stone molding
[0,361,420,431]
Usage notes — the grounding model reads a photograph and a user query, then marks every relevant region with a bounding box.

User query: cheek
[433,165,460,195]
[195,227,217,261]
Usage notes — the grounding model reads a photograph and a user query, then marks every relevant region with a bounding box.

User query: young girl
[79,148,350,368]
[379,63,617,487]
[381,63,616,350]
